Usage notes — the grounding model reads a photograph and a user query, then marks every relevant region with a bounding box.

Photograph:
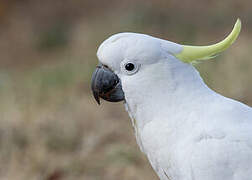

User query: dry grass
[0,61,158,180]
[0,1,251,180]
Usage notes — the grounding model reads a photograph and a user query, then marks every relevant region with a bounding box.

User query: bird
[91,19,252,180]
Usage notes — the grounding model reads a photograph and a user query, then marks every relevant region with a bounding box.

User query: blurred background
[0,0,251,179]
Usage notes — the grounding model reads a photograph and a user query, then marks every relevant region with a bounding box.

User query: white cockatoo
[91,19,252,180]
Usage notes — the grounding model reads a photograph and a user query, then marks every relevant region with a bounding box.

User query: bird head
[91,19,241,105]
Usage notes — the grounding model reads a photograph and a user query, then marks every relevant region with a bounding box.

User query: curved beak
[91,64,125,105]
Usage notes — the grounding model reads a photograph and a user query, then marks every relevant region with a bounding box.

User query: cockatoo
[91,19,252,180]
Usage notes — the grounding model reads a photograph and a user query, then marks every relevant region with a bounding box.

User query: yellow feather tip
[175,19,241,63]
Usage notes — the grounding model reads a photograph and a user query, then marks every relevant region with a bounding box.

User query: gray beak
[91,64,125,105]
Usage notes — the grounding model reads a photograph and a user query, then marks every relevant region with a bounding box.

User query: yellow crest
[175,19,241,63]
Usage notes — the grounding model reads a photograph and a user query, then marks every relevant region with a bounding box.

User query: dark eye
[121,61,139,75]
[125,63,135,71]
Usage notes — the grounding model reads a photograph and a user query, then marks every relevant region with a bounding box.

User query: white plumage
[96,20,252,180]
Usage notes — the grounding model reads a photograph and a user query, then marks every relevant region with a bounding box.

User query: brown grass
[0,0,251,179]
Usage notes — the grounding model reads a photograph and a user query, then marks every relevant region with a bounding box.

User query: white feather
[97,32,252,180]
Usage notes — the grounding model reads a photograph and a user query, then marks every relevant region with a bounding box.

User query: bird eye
[125,63,135,71]
[122,61,139,75]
